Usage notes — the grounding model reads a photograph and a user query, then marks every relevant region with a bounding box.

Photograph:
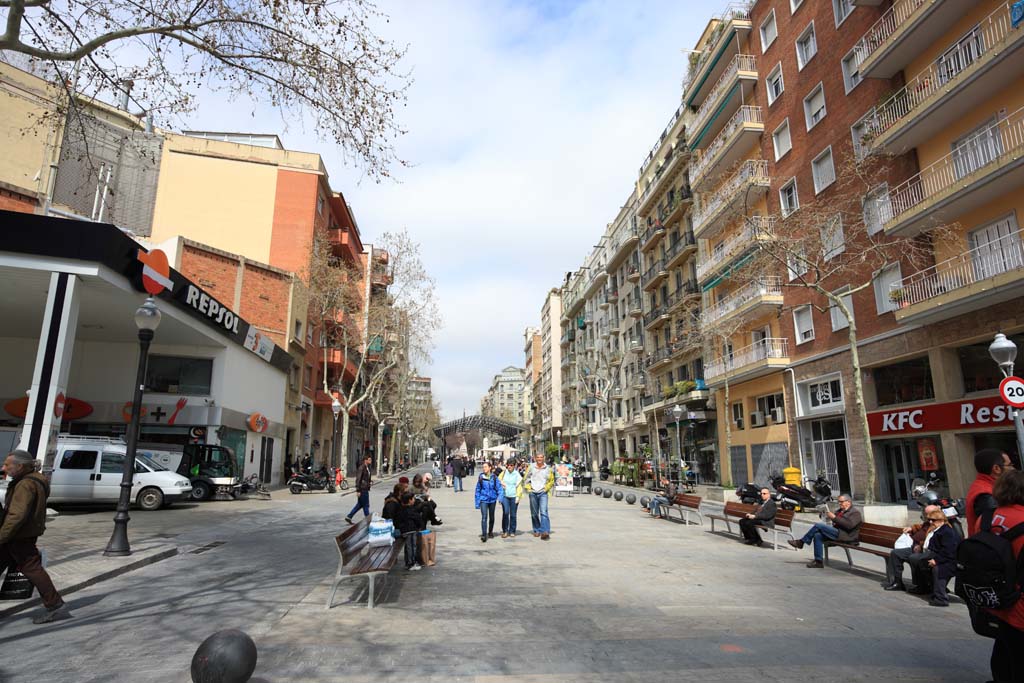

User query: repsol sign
[184,284,239,334]
[868,396,1015,436]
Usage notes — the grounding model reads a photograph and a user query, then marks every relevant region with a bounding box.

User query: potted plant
[662,385,676,401]
[888,287,908,308]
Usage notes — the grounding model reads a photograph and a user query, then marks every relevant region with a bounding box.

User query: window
[787,247,808,280]
[756,393,786,424]
[289,365,299,390]
[146,355,214,395]
[732,402,745,430]
[305,364,313,389]
[873,263,903,314]
[293,319,302,340]
[790,0,803,12]
[841,50,862,93]
[760,10,778,51]
[808,378,843,408]
[851,118,871,161]
[779,178,799,217]
[59,450,97,470]
[952,116,1002,180]
[804,84,826,130]
[773,119,792,160]
[959,334,1024,393]
[937,23,984,85]
[812,146,836,193]
[833,0,854,26]
[796,23,817,69]
[863,183,892,235]
[793,306,815,344]
[767,63,785,105]
[820,215,845,259]
[873,357,934,406]
[316,194,325,216]
[829,288,854,331]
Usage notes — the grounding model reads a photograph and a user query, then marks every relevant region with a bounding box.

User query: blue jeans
[347,490,370,519]
[402,532,419,568]
[501,496,519,534]
[649,495,670,517]
[801,522,840,561]
[529,491,550,534]
[479,502,496,537]
[453,476,463,492]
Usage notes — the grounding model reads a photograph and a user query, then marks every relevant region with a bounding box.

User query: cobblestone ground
[0,475,992,682]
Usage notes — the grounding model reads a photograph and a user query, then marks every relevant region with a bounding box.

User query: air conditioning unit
[771,407,785,423]
[750,411,766,427]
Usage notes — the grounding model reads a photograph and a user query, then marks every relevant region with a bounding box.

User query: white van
[1,436,193,510]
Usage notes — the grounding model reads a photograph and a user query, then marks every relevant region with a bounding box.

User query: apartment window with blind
[796,22,817,70]
[773,119,791,160]
[820,214,845,260]
[793,306,815,344]
[767,63,785,105]
[833,0,854,27]
[804,84,826,130]
[812,146,836,193]
[760,10,778,52]
[872,262,902,314]
[863,183,892,235]
[829,287,854,331]
[841,50,862,93]
[780,178,799,217]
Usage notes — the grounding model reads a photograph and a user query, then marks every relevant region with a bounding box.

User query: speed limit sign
[999,376,1024,408]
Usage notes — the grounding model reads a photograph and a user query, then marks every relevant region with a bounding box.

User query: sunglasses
[929,517,945,522]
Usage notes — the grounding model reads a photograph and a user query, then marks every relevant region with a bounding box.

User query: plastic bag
[894,532,913,550]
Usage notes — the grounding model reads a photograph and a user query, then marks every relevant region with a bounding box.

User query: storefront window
[959,334,1024,393]
[873,356,934,406]
[145,355,213,395]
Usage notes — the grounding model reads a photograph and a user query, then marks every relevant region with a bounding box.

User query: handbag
[0,565,34,600]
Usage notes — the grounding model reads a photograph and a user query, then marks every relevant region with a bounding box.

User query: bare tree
[0,0,409,178]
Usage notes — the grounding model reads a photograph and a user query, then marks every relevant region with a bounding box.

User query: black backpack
[955,510,1024,610]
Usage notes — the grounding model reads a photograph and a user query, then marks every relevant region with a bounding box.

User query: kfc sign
[869,396,1015,436]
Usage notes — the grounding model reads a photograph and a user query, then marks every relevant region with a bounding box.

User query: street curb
[0,547,179,620]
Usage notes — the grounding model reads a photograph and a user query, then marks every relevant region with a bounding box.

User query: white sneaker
[410,564,423,571]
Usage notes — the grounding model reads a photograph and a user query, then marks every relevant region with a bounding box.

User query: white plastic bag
[894,533,913,550]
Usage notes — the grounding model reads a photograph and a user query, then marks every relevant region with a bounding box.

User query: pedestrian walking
[444,460,454,488]
[344,455,373,524]
[474,462,501,542]
[499,458,523,538]
[0,450,70,624]
[524,452,554,540]
[452,457,465,493]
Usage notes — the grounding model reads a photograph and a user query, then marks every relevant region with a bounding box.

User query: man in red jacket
[966,448,1015,535]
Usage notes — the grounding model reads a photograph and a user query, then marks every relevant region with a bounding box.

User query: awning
[688,84,739,150]
[701,251,755,292]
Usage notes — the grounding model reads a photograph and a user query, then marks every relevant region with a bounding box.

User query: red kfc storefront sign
[868,396,1015,437]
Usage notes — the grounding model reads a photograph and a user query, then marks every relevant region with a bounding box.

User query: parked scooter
[599,463,611,481]
[771,472,833,511]
[288,466,337,494]
[911,473,966,538]
[735,482,762,505]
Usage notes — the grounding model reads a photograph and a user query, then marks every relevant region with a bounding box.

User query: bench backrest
[857,522,903,549]
[672,493,702,509]
[335,516,372,564]
[774,508,795,529]
[723,501,756,518]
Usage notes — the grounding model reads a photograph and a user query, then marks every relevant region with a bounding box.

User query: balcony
[327,227,362,263]
[860,3,1024,157]
[696,216,775,283]
[628,298,644,318]
[689,54,758,153]
[560,329,576,347]
[643,302,671,331]
[645,346,674,371]
[701,277,783,328]
[630,412,647,427]
[628,337,644,354]
[693,159,770,241]
[892,228,1024,324]
[691,105,764,190]
[638,144,690,215]
[606,227,640,272]
[606,287,619,305]
[370,266,392,288]
[668,279,700,314]
[670,326,703,358]
[705,338,790,388]
[626,262,642,282]
[583,267,608,298]
[665,231,698,269]
[853,0,976,80]
[642,257,668,291]
[885,106,1024,237]
[640,221,666,253]
[610,385,623,400]
[685,4,753,111]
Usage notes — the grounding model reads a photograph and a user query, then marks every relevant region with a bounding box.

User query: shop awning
[701,252,755,292]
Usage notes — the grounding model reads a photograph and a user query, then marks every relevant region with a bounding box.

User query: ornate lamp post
[556,429,561,461]
[672,404,684,486]
[989,333,1024,459]
[331,396,342,470]
[104,298,161,556]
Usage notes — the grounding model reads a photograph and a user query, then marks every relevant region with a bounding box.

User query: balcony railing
[645,346,674,368]
[692,105,764,181]
[706,338,789,379]
[685,3,752,100]
[701,277,783,327]
[862,3,1014,146]
[691,54,758,137]
[664,230,697,265]
[641,221,666,250]
[853,0,927,67]
[693,159,770,233]
[639,103,686,177]
[642,258,667,286]
[893,229,1024,308]
[640,144,688,208]
[887,106,1024,229]
[696,216,775,281]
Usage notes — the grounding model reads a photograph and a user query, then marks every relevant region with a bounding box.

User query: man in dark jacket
[883,504,939,592]
[1,450,70,624]
[452,457,465,493]
[344,455,373,524]
[644,477,677,518]
[788,494,862,568]
[738,487,777,547]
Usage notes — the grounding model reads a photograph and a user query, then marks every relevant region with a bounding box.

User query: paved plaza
[0,474,992,682]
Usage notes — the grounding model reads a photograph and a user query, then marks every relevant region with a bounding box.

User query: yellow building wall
[0,63,62,197]
[902,0,1004,80]
[932,193,1024,266]
[715,370,790,484]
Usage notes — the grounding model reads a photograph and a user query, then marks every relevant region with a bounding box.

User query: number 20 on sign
[999,376,1024,409]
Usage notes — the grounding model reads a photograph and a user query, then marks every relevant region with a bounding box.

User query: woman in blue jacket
[916,509,960,607]
[474,461,502,542]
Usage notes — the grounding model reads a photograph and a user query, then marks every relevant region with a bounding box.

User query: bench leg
[843,547,853,568]
[367,573,376,609]
[325,567,342,610]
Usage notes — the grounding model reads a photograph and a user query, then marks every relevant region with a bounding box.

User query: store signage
[138,249,173,295]
[918,438,939,471]
[184,285,240,334]
[999,376,1024,409]
[868,396,1015,436]
[247,412,269,433]
[2,396,92,421]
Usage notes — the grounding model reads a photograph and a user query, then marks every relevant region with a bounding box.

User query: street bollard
[640,496,651,508]
[625,494,636,505]
[191,629,258,683]
[602,489,613,499]
[614,491,624,501]
[594,486,603,496]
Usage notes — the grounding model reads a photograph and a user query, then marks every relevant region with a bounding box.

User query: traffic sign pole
[997,376,1024,463]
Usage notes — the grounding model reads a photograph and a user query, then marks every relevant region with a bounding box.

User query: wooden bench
[823,522,903,572]
[705,501,797,551]
[325,516,403,609]
[662,493,704,526]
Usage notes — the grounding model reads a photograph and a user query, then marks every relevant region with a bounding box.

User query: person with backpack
[967,448,1015,536]
[474,462,502,542]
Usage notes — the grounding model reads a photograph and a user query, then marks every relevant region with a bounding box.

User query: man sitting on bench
[643,477,677,518]
[788,494,862,568]
[739,487,776,547]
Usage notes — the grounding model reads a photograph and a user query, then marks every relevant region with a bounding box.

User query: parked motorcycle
[599,464,611,481]
[911,473,966,538]
[288,468,336,494]
[771,472,833,511]
[735,482,762,505]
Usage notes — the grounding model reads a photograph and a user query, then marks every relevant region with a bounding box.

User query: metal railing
[853,0,927,66]
[701,277,783,327]
[685,2,753,99]
[706,338,789,379]
[642,258,667,286]
[888,106,1024,225]
[641,221,666,248]
[664,231,697,264]
[864,3,1014,144]
[892,229,1024,307]
[639,103,687,177]
[645,346,674,367]
[693,159,770,232]
[643,303,668,328]
[691,54,758,139]
[692,105,764,181]
[696,216,775,280]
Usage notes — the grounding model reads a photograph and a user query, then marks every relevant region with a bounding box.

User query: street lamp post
[104,298,161,556]
[672,404,684,487]
[331,397,342,471]
[989,333,1024,459]
[556,429,561,462]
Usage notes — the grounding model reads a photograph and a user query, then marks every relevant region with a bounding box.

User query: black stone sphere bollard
[191,630,258,683]
[626,494,637,505]
[640,496,651,508]
[594,486,603,496]
[603,488,613,499]
[614,491,624,501]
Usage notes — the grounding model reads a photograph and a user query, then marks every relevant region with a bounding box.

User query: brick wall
[181,245,240,305]
[0,186,37,213]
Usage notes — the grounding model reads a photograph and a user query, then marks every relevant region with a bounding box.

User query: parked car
[1,436,192,510]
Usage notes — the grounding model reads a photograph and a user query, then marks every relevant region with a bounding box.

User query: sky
[184,0,717,420]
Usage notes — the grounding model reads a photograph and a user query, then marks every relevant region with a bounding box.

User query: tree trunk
[339,411,351,474]
[846,318,875,503]
[722,372,732,487]
[375,423,385,475]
